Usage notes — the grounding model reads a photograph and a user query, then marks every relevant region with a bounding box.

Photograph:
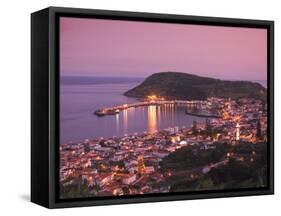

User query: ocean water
[60,78,205,144]
[60,77,267,144]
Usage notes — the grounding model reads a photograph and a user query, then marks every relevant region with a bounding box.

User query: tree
[60,178,90,198]
[197,177,214,189]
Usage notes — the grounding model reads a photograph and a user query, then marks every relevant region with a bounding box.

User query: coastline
[60,95,268,198]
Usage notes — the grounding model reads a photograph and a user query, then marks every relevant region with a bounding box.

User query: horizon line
[60,74,267,82]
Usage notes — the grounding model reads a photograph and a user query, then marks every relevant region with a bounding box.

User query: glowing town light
[147,95,158,101]
[179,140,187,145]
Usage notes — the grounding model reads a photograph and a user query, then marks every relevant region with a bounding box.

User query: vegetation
[160,143,229,171]
[170,158,267,192]
[161,142,268,192]
[124,72,266,101]
[60,178,91,199]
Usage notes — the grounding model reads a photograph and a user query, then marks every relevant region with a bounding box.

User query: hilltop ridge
[124,72,266,101]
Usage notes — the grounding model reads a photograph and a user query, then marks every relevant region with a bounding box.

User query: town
[60,96,268,198]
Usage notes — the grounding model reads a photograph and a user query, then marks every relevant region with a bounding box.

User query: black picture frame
[31,6,274,208]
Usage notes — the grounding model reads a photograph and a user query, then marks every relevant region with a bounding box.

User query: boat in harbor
[94,109,119,117]
[94,110,106,117]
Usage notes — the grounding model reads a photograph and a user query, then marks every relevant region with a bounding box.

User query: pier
[93,96,219,117]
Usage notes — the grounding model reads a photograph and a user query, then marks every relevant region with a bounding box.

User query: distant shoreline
[60,76,144,85]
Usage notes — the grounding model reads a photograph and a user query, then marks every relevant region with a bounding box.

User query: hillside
[124,72,266,100]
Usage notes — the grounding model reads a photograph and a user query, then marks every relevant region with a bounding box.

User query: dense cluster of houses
[60,97,267,197]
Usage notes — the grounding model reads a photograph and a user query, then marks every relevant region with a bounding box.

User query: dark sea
[60,76,267,144]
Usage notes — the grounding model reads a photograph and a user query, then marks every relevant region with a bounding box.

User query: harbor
[93,95,221,118]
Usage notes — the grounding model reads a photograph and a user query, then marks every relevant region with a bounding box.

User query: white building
[145,166,155,174]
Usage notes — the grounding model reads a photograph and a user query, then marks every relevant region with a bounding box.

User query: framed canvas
[31,6,274,208]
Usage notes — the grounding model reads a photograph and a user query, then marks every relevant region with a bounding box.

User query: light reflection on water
[148,105,157,134]
[60,84,208,144]
[123,108,128,135]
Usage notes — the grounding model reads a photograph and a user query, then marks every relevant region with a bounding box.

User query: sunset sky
[60,17,267,81]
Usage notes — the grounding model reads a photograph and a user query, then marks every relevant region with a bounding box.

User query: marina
[93,96,221,118]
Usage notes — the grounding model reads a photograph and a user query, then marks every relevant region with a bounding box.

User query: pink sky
[60,17,267,81]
